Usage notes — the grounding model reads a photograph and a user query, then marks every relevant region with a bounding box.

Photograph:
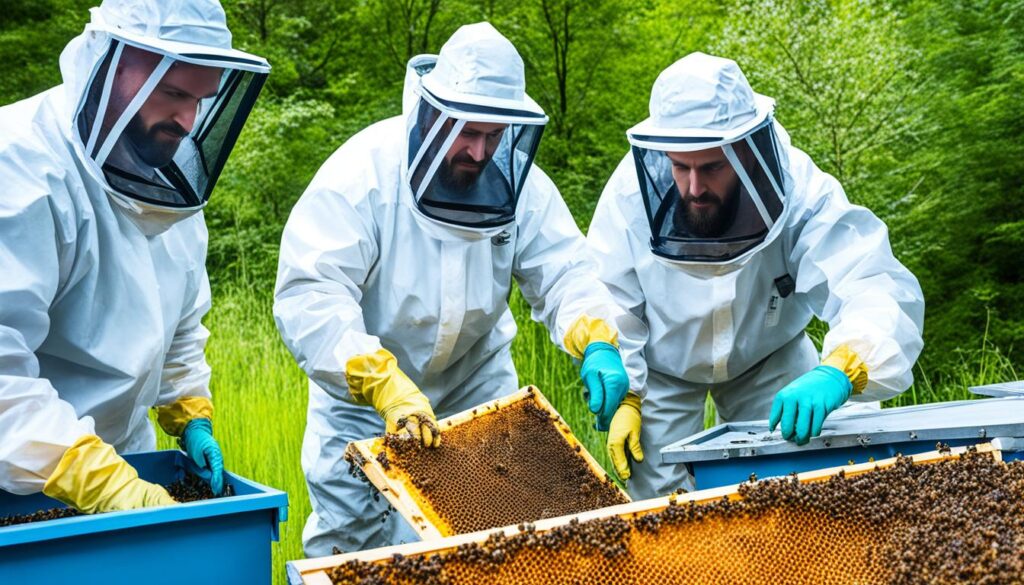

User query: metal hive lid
[660,391,1024,464]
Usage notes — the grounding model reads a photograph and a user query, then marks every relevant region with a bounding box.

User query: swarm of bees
[167,472,236,502]
[0,473,232,527]
[329,446,1024,585]
[380,395,627,535]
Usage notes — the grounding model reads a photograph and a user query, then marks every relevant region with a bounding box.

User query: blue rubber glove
[580,341,630,432]
[180,418,225,495]
[769,366,853,445]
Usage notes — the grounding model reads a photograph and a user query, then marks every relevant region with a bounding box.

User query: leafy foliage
[4,0,1021,407]
[5,2,1022,578]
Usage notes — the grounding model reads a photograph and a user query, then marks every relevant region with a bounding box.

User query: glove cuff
[814,365,855,402]
[345,348,401,406]
[582,341,619,360]
[822,345,868,395]
[181,417,213,442]
[346,348,433,420]
[564,314,619,359]
[43,435,132,514]
[621,392,642,413]
[155,396,213,437]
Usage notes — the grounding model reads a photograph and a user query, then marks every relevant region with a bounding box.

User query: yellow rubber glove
[43,435,177,513]
[154,396,225,494]
[821,344,869,394]
[565,314,630,430]
[154,395,213,437]
[563,314,619,360]
[346,348,440,447]
[607,392,644,480]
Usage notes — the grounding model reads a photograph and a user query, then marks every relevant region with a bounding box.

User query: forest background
[3,0,1022,580]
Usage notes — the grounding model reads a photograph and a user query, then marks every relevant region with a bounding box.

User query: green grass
[153,285,622,584]
[155,286,1017,585]
[154,286,309,582]
[887,312,1018,407]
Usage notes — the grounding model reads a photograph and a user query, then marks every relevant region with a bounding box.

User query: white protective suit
[589,53,925,499]
[0,0,269,494]
[274,23,634,555]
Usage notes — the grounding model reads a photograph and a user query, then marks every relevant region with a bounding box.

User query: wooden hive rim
[344,386,629,540]
[291,443,1000,583]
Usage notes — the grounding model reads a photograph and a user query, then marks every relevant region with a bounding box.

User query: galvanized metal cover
[969,381,1024,397]
[660,396,1024,464]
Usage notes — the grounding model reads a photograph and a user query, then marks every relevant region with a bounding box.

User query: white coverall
[589,55,925,500]
[0,4,225,494]
[274,27,632,555]
[0,0,270,499]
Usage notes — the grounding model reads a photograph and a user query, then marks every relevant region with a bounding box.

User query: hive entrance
[346,387,629,538]
[308,444,1024,584]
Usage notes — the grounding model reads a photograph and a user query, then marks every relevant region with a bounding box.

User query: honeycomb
[368,389,629,535]
[325,446,1024,584]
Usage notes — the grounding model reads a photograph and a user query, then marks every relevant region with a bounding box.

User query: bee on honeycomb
[380,394,628,535]
[329,447,1024,584]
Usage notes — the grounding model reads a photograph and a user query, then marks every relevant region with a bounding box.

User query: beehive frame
[288,443,1000,585]
[343,386,629,540]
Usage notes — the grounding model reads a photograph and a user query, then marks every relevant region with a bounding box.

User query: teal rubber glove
[580,341,630,432]
[180,418,225,495]
[769,365,853,445]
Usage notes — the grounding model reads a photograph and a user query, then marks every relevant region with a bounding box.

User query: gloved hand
[768,365,853,445]
[346,348,440,447]
[563,314,630,432]
[154,396,224,495]
[43,434,177,513]
[580,342,630,431]
[607,393,644,480]
[180,418,225,496]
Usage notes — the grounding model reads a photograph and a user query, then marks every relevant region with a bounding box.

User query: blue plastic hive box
[661,394,1024,490]
[0,450,287,585]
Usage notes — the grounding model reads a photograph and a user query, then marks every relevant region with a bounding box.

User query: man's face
[437,121,506,191]
[667,148,742,237]
[109,46,222,168]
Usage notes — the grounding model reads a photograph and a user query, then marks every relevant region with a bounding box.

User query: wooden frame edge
[288,443,998,582]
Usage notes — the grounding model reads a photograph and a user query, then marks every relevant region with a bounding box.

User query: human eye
[162,88,189,101]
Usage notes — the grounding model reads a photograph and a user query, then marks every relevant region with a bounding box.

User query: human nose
[172,101,199,134]
[466,135,487,161]
[688,169,706,197]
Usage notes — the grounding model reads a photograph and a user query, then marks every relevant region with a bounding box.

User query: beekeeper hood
[404,22,548,230]
[627,52,788,267]
[59,0,270,235]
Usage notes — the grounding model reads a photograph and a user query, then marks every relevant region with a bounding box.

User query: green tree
[711,0,930,212]
[893,0,1024,382]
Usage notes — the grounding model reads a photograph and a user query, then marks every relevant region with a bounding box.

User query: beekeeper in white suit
[590,53,925,499]
[274,22,640,555]
[0,0,269,512]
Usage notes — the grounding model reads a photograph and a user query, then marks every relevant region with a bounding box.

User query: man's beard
[675,183,741,238]
[123,115,188,168]
[436,154,486,192]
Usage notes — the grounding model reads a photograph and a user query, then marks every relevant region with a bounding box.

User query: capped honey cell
[327,446,1024,584]
[362,389,628,536]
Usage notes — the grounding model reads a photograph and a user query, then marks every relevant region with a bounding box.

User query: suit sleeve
[786,153,925,402]
[273,155,383,402]
[585,158,651,397]
[512,166,647,391]
[0,159,96,494]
